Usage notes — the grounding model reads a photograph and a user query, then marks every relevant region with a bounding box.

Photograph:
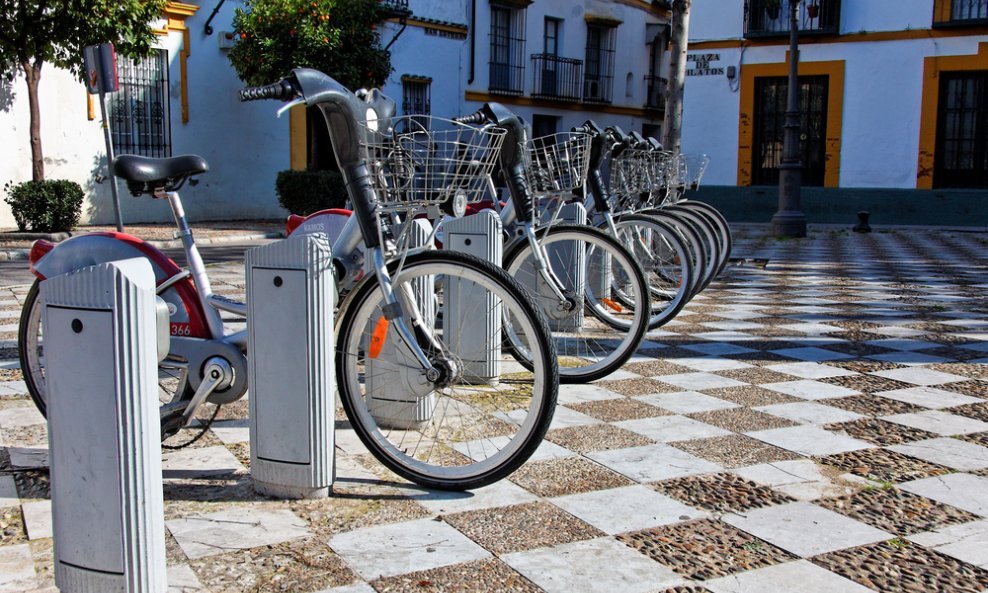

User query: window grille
[402,77,432,129]
[109,49,171,158]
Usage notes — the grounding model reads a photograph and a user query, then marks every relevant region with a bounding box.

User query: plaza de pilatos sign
[686,53,725,77]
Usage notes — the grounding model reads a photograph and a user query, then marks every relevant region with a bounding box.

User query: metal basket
[522,132,591,194]
[675,154,711,190]
[608,148,653,196]
[361,116,507,210]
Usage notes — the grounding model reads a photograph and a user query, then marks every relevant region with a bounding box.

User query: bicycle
[19,67,559,491]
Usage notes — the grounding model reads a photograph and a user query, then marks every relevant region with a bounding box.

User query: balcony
[531,54,583,101]
[934,0,988,27]
[644,75,667,112]
[744,0,840,38]
[379,0,411,19]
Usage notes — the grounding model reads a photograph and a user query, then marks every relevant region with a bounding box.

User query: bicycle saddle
[114,154,209,195]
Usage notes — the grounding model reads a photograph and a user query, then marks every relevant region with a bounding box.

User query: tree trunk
[662,0,691,154]
[22,60,44,182]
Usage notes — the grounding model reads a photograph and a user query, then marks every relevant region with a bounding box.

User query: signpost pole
[98,90,125,233]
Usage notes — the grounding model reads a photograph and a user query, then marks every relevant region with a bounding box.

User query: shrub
[275,169,347,216]
[4,179,84,232]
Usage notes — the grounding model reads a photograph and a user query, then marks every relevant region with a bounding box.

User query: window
[744,0,841,37]
[544,17,560,56]
[109,49,171,157]
[402,77,431,128]
[532,114,559,138]
[935,0,988,25]
[642,124,661,143]
[584,24,616,104]
[934,71,988,188]
[752,75,829,186]
[490,4,526,95]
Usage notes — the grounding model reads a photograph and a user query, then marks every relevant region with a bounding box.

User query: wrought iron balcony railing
[744,0,840,38]
[934,0,988,26]
[379,0,411,19]
[644,75,667,112]
[531,54,583,101]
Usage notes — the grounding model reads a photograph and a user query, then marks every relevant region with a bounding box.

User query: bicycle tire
[651,205,720,292]
[503,224,649,383]
[335,250,558,491]
[640,209,706,300]
[678,200,733,277]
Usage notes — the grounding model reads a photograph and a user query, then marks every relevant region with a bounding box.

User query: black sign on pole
[84,43,124,232]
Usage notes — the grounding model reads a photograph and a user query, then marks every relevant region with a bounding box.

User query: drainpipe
[468,0,477,84]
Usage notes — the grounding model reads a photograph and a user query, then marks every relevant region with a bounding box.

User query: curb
[0,231,286,261]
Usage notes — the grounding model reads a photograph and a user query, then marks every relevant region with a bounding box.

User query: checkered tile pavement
[2,225,988,592]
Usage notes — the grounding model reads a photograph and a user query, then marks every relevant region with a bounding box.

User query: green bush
[275,169,347,216]
[4,179,84,232]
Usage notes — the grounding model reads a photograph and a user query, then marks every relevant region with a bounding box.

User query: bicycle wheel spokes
[337,252,556,490]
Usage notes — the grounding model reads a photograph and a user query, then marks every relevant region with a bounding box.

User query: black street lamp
[772,0,807,237]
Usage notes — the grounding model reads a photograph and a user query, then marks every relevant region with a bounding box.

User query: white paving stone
[7,447,47,468]
[587,443,722,482]
[908,519,988,569]
[673,357,754,372]
[890,437,988,471]
[755,402,864,425]
[723,502,890,557]
[769,347,853,362]
[705,559,875,593]
[638,391,739,414]
[20,500,51,539]
[207,419,249,445]
[555,383,624,404]
[901,473,988,516]
[760,380,860,401]
[551,485,706,534]
[318,583,376,593]
[733,459,833,487]
[615,415,732,442]
[415,479,538,514]
[865,338,941,351]
[0,475,17,508]
[765,362,857,380]
[0,405,45,428]
[657,372,747,391]
[868,351,952,366]
[0,544,36,593]
[876,386,981,409]
[502,537,684,593]
[167,508,310,559]
[161,445,245,479]
[747,425,872,457]
[870,367,968,386]
[328,518,490,580]
[883,410,988,436]
[167,564,206,592]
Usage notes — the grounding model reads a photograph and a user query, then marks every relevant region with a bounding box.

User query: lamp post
[771,0,807,237]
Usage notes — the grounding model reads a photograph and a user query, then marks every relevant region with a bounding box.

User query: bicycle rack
[246,233,335,499]
[42,258,168,592]
[444,210,504,385]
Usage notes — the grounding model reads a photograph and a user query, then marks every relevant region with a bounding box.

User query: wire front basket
[673,154,711,191]
[361,115,507,210]
[522,132,591,194]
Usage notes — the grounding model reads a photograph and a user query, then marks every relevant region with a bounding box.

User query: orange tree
[228,0,391,91]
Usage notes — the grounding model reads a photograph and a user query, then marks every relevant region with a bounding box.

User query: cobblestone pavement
[1,225,987,592]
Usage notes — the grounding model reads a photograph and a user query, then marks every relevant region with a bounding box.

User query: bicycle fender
[286,208,352,241]
[29,232,210,339]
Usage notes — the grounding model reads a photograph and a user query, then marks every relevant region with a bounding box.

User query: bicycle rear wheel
[679,200,733,277]
[336,250,558,491]
[504,224,649,383]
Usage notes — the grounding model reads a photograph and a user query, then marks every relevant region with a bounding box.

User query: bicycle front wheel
[336,250,558,491]
[504,225,650,383]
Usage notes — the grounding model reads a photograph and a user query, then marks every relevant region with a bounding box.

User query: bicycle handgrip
[239,79,299,102]
[453,110,486,125]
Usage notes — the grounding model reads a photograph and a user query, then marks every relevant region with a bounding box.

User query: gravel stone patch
[289,496,431,538]
[657,587,714,593]
[597,378,684,396]
[623,360,694,377]
[823,342,896,357]
[702,386,802,407]
[370,558,542,593]
[929,363,988,381]
[728,350,795,366]
[509,456,633,497]
[566,397,670,422]
[188,537,355,593]
[545,424,655,454]
[618,518,797,580]
[670,435,801,469]
[653,472,795,513]
[920,346,986,361]
[817,487,980,536]
[0,369,23,381]
[812,541,988,593]
[162,428,224,450]
[688,408,799,433]
[940,380,988,399]
[825,394,924,417]
[958,432,988,448]
[820,374,913,393]
[715,367,796,385]
[825,418,940,446]
[443,501,604,554]
[166,530,188,564]
[818,448,951,484]
[226,442,251,469]
[951,402,988,423]
[12,469,48,500]
[0,505,26,545]
[0,423,47,447]
[827,360,907,374]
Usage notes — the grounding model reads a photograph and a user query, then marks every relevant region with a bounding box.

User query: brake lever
[277,97,306,118]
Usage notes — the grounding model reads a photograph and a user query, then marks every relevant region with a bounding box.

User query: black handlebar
[239,79,299,102]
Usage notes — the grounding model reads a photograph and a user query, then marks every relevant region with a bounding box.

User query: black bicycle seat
[114,154,209,195]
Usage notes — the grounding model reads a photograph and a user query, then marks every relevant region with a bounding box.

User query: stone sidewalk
[1,225,988,592]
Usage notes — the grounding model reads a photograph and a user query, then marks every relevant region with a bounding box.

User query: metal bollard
[443,211,503,385]
[365,218,436,428]
[42,258,166,593]
[246,233,335,499]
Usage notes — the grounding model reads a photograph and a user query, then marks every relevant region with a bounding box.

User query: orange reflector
[369,317,389,359]
[602,298,623,313]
